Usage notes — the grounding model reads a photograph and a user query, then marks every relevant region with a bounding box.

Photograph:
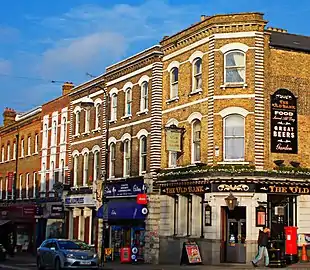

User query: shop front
[97,177,148,262]
[157,176,310,265]
[0,203,36,254]
[64,191,97,245]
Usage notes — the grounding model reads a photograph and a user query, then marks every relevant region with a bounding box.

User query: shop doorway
[221,206,246,263]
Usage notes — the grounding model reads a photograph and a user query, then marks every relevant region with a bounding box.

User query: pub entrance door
[224,206,246,263]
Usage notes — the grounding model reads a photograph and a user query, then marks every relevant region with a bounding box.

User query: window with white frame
[224,51,245,84]
[123,139,131,177]
[224,114,245,161]
[34,134,39,153]
[192,120,201,163]
[83,153,89,186]
[44,123,48,139]
[109,143,116,178]
[61,117,67,143]
[139,136,147,174]
[19,174,22,198]
[13,142,16,159]
[95,104,100,129]
[20,139,24,157]
[75,111,80,135]
[170,67,179,99]
[52,120,57,145]
[27,136,31,155]
[125,88,132,116]
[73,155,78,186]
[111,94,117,121]
[1,146,4,162]
[41,163,46,192]
[7,144,10,161]
[33,172,37,198]
[60,159,65,183]
[5,177,8,200]
[26,173,30,198]
[85,110,90,133]
[192,58,202,90]
[140,82,148,111]
[93,151,100,181]
[169,151,178,168]
[50,161,55,190]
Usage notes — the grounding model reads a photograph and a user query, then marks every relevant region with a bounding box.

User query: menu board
[180,241,202,265]
[270,88,298,154]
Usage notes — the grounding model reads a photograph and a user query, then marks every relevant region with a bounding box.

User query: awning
[97,200,147,220]
[0,220,10,226]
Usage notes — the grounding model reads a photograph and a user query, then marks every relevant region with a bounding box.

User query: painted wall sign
[256,184,310,195]
[212,183,255,192]
[104,179,146,198]
[270,88,298,154]
[161,184,210,195]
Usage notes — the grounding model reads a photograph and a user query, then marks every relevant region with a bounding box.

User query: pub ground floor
[156,178,310,265]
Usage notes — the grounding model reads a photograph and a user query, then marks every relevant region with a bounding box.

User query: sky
[0,0,309,122]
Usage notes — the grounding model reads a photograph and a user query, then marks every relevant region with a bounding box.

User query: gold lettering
[269,186,275,192]
[166,188,175,194]
[303,188,309,194]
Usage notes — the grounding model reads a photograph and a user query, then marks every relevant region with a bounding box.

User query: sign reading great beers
[270,88,298,154]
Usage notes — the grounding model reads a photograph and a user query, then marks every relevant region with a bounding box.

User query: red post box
[120,247,131,263]
[284,226,299,264]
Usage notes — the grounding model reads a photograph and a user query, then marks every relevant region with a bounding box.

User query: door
[225,207,246,263]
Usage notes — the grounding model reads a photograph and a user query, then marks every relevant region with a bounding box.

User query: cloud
[0,25,19,43]
[0,59,11,74]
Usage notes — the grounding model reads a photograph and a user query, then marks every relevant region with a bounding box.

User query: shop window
[224,114,245,161]
[109,143,116,178]
[192,120,201,163]
[125,88,132,116]
[110,94,117,121]
[7,144,10,161]
[139,136,147,175]
[224,51,245,84]
[93,151,100,181]
[170,67,179,99]
[27,136,31,155]
[83,153,89,186]
[73,155,78,186]
[140,81,148,111]
[192,58,202,91]
[123,139,131,177]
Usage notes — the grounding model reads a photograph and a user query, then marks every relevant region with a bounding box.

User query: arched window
[27,136,31,155]
[85,109,90,132]
[123,139,131,177]
[50,161,55,191]
[13,141,16,159]
[111,94,117,121]
[19,174,23,199]
[95,103,100,129]
[93,151,100,181]
[62,117,67,143]
[139,136,147,174]
[41,162,46,192]
[34,134,39,153]
[224,51,245,83]
[1,146,4,162]
[170,67,179,99]
[33,172,37,198]
[60,159,65,183]
[52,120,57,145]
[192,58,202,90]
[224,114,245,161]
[192,120,201,163]
[73,155,78,186]
[109,143,116,178]
[26,173,30,198]
[83,153,89,186]
[75,111,80,135]
[7,143,10,161]
[140,82,148,111]
[125,88,132,116]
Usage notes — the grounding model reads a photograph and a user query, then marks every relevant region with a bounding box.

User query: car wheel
[55,258,62,270]
[37,257,45,270]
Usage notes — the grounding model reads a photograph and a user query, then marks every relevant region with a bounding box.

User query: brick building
[37,82,73,244]
[155,12,310,266]
[65,77,105,247]
[0,106,42,254]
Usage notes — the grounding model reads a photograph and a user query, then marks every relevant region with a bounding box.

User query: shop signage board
[256,184,310,195]
[104,179,146,198]
[50,205,64,219]
[180,241,202,265]
[212,183,256,192]
[270,88,298,154]
[161,184,210,195]
[64,196,96,206]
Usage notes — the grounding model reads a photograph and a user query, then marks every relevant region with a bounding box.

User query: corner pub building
[155,13,310,265]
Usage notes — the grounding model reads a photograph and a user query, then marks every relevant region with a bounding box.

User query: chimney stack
[62,82,74,96]
[3,107,16,126]
[267,27,287,33]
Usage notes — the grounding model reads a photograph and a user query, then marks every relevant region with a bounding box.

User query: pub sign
[270,88,298,154]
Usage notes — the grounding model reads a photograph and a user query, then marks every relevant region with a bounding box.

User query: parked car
[0,244,6,261]
[37,239,99,269]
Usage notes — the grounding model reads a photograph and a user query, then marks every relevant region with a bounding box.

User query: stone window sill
[220,83,248,89]
[92,128,101,133]
[109,119,117,124]
[137,110,148,116]
[189,89,202,96]
[121,115,132,121]
[166,97,179,104]
[218,161,250,165]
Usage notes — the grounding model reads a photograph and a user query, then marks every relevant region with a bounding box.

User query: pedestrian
[252,226,270,267]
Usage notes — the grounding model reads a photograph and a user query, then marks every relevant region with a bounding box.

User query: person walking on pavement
[252,226,270,267]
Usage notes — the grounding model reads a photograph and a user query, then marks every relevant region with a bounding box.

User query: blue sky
[0,0,309,122]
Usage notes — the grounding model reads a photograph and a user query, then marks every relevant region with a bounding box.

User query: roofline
[69,78,105,97]
[15,106,42,121]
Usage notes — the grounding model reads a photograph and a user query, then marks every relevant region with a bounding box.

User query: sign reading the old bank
[256,184,310,195]
[160,180,210,195]
[270,88,298,154]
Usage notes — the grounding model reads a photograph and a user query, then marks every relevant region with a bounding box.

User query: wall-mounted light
[225,192,238,211]
[290,161,300,168]
[274,160,284,167]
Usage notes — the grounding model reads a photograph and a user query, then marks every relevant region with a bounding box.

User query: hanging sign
[270,88,298,154]
[166,130,182,152]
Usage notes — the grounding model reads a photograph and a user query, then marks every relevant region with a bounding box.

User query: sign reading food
[270,88,298,154]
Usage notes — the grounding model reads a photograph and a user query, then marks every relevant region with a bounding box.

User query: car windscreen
[58,240,91,250]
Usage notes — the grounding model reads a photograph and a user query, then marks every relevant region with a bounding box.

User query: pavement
[1,255,310,270]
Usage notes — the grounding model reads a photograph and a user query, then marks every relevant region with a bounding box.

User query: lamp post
[80,83,110,267]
